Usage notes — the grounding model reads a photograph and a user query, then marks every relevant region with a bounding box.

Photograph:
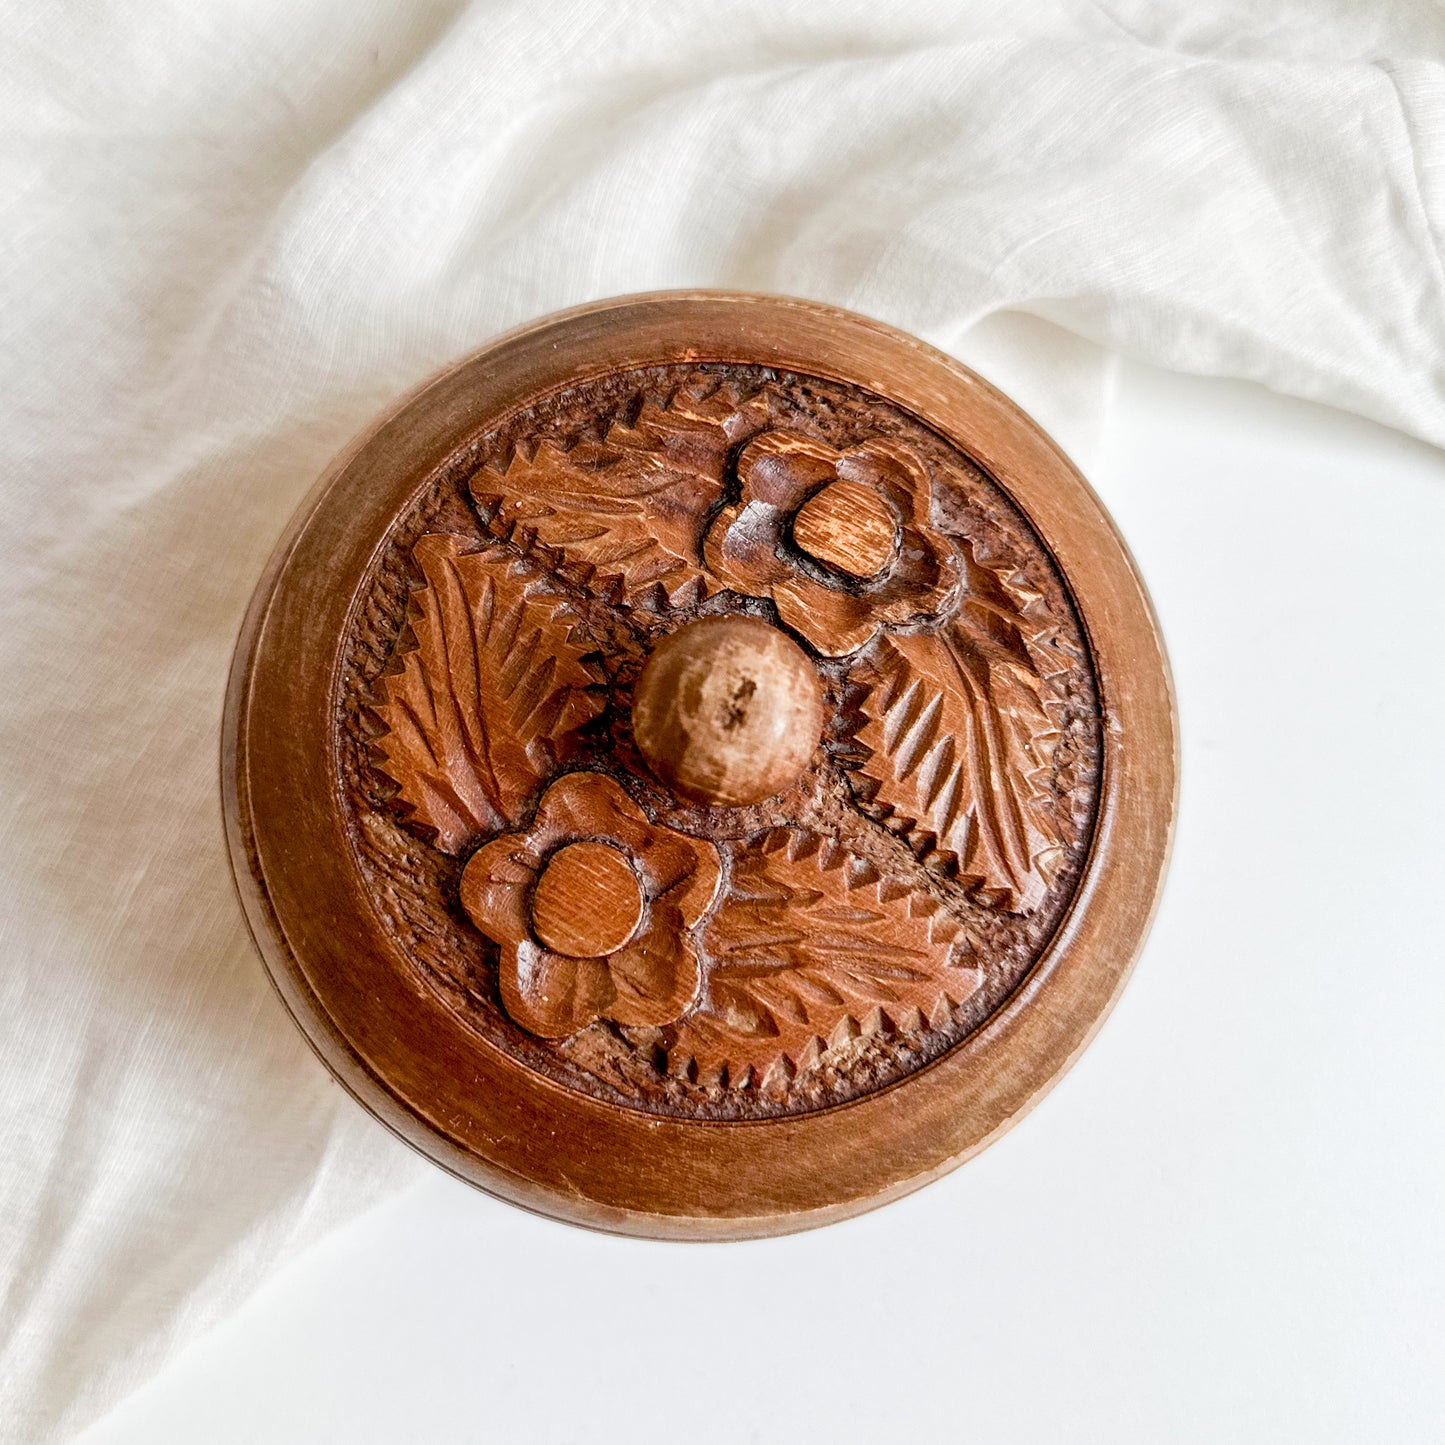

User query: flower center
[791,479,898,579]
[632,616,825,807]
[531,841,644,958]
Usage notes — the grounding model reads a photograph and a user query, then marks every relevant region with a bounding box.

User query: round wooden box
[223,293,1176,1238]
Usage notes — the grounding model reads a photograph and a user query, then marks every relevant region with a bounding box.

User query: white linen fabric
[1,2,1441,1439]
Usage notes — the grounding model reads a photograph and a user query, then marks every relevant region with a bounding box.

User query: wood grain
[530,842,644,958]
[791,477,898,578]
[672,828,982,1084]
[223,291,1176,1239]
[370,533,603,854]
[630,615,825,807]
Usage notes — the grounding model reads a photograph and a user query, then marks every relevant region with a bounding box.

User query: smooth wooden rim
[222,292,1177,1239]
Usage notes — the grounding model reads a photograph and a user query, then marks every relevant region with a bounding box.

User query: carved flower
[459,772,722,1039]
[372,384,1083,1086]
[702,430,958,655]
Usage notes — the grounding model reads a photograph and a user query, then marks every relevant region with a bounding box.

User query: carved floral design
[849,545,1067,911]
[702,431,958,656]
[372,534,604,854]
[471,389,761,605]
[671,829,983,1082]
[460,772,722,1038]
[363,380,1093,1097]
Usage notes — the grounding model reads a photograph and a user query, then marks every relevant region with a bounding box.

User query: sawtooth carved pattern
[459,771,721,1039]
[848,549,1071,913]
[372,534,606,854]
[674,828,984,1087]
[337,365,1102,1120]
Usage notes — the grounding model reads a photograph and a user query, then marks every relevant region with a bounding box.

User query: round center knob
[791,478,898,579]
[632,616,825,808]
[531,841,644,958]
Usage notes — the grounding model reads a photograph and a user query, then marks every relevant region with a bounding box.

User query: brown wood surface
[529,841,644,959]
[631,615,825,807]
[222,292,1176,1239]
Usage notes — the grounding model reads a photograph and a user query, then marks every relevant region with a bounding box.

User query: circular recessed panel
[224,293,1175,1238]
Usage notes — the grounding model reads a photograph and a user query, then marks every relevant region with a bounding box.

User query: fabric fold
[1,3,1441,1439]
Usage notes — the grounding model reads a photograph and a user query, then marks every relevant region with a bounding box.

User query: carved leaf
[372,534,603,854]
[669,830,981,1081]
[850,549,1065,912]
[471,395,737,604]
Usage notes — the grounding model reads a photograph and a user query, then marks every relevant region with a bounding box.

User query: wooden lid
[223,293,1176,1238]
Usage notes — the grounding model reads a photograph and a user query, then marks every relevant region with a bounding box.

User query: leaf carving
[372,533,604,855]
[471,392,744,604]
[669,829,981,1082]
[849,547,1066,912]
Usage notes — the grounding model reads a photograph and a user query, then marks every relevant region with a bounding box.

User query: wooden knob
[632,616,825,807]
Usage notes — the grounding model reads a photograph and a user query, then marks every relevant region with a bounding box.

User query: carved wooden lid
[224,293,1176,1238]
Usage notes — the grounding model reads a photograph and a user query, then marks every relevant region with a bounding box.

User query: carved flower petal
[499,943,614,1039]
[883,535,959,621]
[627,828,723,927]
[839,443,961,613]
[667,838,724,929]
[836,441,932,523]
[458,836,540,945]
[774,579,884,657]
[735,431,835,508]
[604,921,702,1029]
[531,770,651,849]
[702,502,794,599]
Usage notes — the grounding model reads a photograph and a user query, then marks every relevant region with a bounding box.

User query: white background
[75,359,1445,1444]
